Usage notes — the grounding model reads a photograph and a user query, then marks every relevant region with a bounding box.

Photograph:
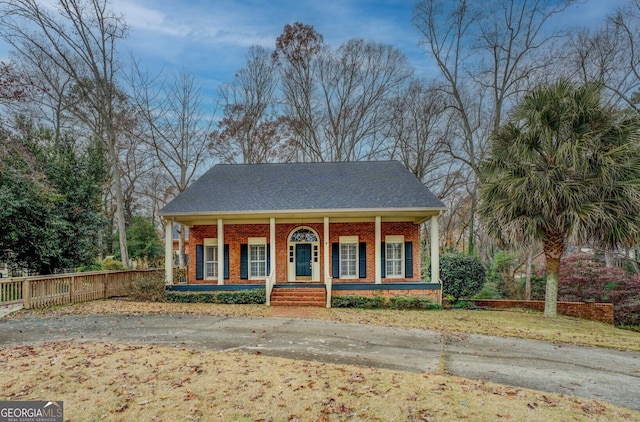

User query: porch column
[375,216,382,284]
[217,219,224,285]
[270,217,276,279]
[430,215,440,284]
[323,217,330,282]
[164,219,173,285]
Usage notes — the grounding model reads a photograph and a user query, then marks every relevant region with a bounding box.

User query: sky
[0,0,632,101]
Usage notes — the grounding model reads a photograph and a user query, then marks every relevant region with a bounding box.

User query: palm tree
[479,81,640,317]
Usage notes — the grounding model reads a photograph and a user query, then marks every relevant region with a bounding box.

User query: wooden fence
[0,269,165,310]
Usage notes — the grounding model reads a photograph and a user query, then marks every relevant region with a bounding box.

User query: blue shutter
[240,244,248,279]
[224,244,229,279]
[195,245,203,280]
[405,242,413,278]
[332,243,339,279]
[359,242,367,278]
[381,242,386,278]
[266,245,271,275]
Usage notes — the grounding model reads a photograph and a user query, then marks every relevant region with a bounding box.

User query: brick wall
[189,221,421,284]
[470,299,614,324]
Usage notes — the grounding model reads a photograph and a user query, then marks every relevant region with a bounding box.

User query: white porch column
[217,219,224,285]
[430,215,440,284]
[270,217,276,279]
[375,216,382,284]
[323,217,330,282]
[164,219,173,285]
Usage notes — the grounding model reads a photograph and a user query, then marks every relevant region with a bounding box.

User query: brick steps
[270,287,326,307]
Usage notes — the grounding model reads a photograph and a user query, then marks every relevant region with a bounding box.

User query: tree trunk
[543,232,565,317]
[525,248,533,301]
[107,131,129,268]
[604,249,614,268]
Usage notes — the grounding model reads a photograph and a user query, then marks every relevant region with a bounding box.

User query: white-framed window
[204,238,218,279]
[385,235,404,278]
[249,237,267,278]
[339,236,358,278]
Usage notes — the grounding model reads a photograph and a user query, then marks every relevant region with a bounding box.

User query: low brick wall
[332,283,442,305]
[470,299,614,324]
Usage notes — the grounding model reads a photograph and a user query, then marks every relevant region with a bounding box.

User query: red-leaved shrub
[559,254,640,326]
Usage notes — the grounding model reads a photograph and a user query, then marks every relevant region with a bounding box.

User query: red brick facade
[188,221,422,285]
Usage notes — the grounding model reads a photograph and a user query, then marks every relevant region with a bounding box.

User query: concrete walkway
[1,314,639,411]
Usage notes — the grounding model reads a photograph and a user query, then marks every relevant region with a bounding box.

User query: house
[159,161,446,307]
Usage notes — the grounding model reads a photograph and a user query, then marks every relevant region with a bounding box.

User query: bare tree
[564,1,640,109]
[129,68,213,267]
[210,46,294,164]
[274,23,412,162]
[387,79,453,190]
[413,0,575,253]
[0,0,131,266]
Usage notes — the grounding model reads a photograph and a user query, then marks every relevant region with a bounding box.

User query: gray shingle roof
[160,161,445,215]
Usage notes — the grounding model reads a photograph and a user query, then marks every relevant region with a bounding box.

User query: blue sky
[0,0,631,100]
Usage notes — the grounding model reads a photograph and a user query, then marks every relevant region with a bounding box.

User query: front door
[295,244,312,278]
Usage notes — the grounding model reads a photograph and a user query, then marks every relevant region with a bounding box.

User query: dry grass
[14,299,640,352]
[1,341,636,421]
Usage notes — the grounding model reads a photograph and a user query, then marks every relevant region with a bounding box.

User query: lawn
[2,300,639,421]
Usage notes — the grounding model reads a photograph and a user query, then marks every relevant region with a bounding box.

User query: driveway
[1,314,639,411]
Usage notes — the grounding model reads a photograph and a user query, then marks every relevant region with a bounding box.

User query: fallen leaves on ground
[0,341,636,421]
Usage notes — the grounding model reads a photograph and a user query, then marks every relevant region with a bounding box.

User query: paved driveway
[1,314,639,411]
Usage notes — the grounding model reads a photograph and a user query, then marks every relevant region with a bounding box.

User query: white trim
[270,217,276,278]
[287,226,320,282]
[339,235,358,243]
[431,216,440,284]
[249,237,267,245]
[217,219,224,285]
[324,217,330,285]
[204,238,218,246]
[385,235,404,243]
[164,219,173,285]
[375,216,381,284]
[160,206,446,218]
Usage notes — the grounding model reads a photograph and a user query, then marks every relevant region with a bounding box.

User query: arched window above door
[289,227,318,242]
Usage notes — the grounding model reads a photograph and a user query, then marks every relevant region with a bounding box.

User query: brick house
[160,161,445,307]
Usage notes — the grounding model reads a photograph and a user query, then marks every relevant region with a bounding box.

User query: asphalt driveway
[1,313,639,411]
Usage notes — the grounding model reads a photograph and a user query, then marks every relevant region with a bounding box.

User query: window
[385,235,404,278]
[249,237,267,278]
[339,236,358,278]
[205,245,218,278]
[203,239,218,279]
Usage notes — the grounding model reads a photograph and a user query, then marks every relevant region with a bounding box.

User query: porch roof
[160,161,446,223]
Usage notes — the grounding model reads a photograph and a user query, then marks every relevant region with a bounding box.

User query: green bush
[215,289,266,304]
[103,258,126,271]
[166,292,215,303]
[451,300,475,309]
[474,281,504,299]
[434,253,486,302]
[388,297,441,310]
[331,295,441,310]
[165,289,266,304]
[332,295,385,309]
[130,273,165,302]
